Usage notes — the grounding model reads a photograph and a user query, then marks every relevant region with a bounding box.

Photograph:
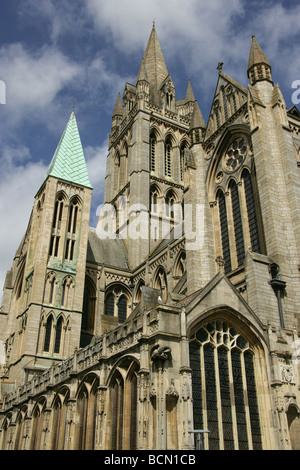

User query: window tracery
[104,286,130,324]
[213,134,263,272]
[189,319,262,450]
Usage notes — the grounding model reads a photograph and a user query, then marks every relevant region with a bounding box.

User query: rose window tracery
[223,137,248,172]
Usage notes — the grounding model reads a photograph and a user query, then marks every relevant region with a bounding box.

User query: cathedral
[0,25,300,451]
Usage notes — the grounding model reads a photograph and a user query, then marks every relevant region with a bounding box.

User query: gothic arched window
[80,277,96,348]
[109,363,139,450]
[65,198,80,262]
[189,319,262,450]
[242,169,261,253]
[118,296,127,324]
[153,267,168,302]
[49,194,65,258]
[217,189,231,273]
[51,388,69,450]
[165,138,172,177]
[150,132,156,172]
[105,293,115,316]
[104,286,130,324]
[54,316,63,354]
[44,315,54,352]
[229,180,245,267]
[76,377,99,450]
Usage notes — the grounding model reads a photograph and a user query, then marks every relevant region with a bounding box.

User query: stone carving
[151,344,172,362]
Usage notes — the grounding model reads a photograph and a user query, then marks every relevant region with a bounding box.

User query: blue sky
[0,0,300,300]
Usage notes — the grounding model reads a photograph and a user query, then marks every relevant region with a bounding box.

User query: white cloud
[85,142,109,227]
[0,43,81,121]
[0,146,48,303]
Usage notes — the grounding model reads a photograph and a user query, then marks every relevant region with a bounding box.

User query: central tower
[102,25,206,269]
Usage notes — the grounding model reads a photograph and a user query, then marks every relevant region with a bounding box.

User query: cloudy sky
[0,0,300,301]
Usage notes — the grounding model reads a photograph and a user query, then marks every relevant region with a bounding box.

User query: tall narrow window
[150,133,156,172]
[217,190,231,273]
[165,139,172,177]
[49,276,56,304]
[49,195,64,257]
[166,191,175,219]
[242,170,261,253]
[81,278,96,348]
[54,316,63,354]
[65,199,80,262]
[230,180,245,267]
[189,320,262,450]
[44,316,53,352]
[118,296,127,324]
[105,293,115,316]
[150,187,158,213]
[180,144,187,181]
[222,87,228,121]
[111,372,124,450]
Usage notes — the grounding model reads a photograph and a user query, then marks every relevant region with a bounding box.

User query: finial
[73,98,76,111]
[153,18,155,28]
[217,62,223,72]
[252,34,255,39]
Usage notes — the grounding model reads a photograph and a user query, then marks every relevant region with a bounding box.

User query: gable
[184,272,265,344]
[205,71,248,140]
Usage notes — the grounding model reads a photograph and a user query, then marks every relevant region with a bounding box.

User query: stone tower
[0,29,300,452]
[101,25,205,269]
[0,110,92,384]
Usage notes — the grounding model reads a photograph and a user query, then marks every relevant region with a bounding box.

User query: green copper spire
[46,110,92,189]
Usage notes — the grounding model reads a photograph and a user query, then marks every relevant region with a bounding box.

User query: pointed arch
[173,250,186,278]
[153,266,168,302]
[104,284,131,324]
[229,179,245,267]
[30,397,47,450]
[241,168,262,254]
[189,317,263,450]
[49,192,67,258]
[75,374,99,450]
[165,188,178,219]
[45,271,57,305]
[107,358,140,450]
[50,386,70,450]
[60,275,74,308]
[14,407,28,450]
[80,276,96,348]
[216,188,231,273]
[43,313,54,353]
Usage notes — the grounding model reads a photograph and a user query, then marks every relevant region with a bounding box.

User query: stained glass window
[189,320,262,450]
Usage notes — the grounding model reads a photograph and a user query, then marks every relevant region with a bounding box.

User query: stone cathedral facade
[0,26,300,451]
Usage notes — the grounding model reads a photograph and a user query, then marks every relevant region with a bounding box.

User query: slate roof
[45,110,92,189]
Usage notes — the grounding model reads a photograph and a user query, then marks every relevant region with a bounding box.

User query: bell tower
[0,110,93,384]
[101,25,205,269]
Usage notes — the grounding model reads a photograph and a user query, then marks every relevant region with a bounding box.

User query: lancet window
[42,313,65,356]
[189,319,262,450]
[150,132,156,172]
[165,138,172,177]
[49,193,68,258]
[65,198,80,262]
[104,286,131,324]
[214,136,263,273]
[109,363,139,450]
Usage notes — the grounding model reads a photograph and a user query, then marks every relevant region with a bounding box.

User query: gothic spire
[45,109,92,189]
[137,25,169,104]
[185,79,196,102]
[112,92,123,117]
[190,100,206,131]
[247,35,272,85]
